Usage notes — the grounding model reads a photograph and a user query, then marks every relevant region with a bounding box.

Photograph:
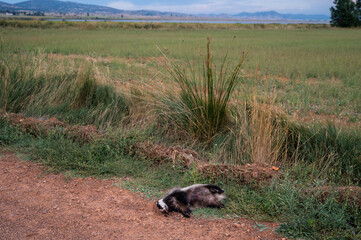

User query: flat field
[2,25,361,123]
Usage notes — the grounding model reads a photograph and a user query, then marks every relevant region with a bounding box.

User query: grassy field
[2,23,360,121]
[1,21,361,239]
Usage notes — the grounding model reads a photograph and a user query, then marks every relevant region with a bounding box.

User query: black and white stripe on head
[205,184,224,194]
[156,198,168,212]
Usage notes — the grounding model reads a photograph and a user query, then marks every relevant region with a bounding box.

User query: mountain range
[0,0,330,21]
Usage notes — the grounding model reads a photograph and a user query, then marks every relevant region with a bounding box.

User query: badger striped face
[215,193,226,201]
[156,199,168,212]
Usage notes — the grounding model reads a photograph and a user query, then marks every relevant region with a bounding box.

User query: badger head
[156,198,169,213]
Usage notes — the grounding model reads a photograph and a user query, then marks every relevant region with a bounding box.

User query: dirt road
[0,150,283,240]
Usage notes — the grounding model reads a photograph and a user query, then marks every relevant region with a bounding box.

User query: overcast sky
[5,0,333,15]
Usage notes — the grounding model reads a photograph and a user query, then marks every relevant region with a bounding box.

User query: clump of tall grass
[216,97,289,165]
[213,94,361,184]
[0,45,128,128]
[154,38,245,141]
[285,121,361,185]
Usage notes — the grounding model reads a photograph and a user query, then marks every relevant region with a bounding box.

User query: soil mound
[134,142,281,186]
[135,142,199,167]
[197,162,280,186]
[1,111,100,142]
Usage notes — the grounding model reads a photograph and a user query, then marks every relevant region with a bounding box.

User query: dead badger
[156,184,225,218]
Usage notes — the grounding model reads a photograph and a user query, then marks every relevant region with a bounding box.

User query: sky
[5,0,333,15]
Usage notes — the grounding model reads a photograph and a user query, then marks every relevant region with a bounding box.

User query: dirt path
[0,150,283,240]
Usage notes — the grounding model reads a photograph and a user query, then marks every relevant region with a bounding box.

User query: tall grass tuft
[213,97,289,165]
[156,38,245,141]
[285,121,361,184]
[0,45,128,128]
[247,98,289,165]
[214,95,361,185]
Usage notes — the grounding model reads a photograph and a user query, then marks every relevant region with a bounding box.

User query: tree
[330,0,359,27]
[357,0,361,24]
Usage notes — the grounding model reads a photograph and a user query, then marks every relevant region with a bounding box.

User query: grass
[1,24,360,121]
[0,20,361,239]
[152,37,245,141]
[0,118,360,239]
[0,45,128,128]
[284,121,361,185]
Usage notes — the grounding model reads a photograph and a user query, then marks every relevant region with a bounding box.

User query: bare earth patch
[0,150,283,240]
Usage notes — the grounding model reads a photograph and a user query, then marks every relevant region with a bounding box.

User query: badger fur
[156,184,225,218]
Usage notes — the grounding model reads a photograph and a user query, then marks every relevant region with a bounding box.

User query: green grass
[0,119,359,239]
[0,46,128,128]
[1,24,360,121]
[285,122,361,184]
[153,38,245,141]
[1,27,359,80]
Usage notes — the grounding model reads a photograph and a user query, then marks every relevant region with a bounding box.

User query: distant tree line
[330,0,361,27]
[0,10,45,16]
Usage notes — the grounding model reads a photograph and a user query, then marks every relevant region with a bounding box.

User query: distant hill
[232,11,329,21]
[2,0,189,17]
[0,1,19,10]
[13,0,124,14]
[0,0,329,21]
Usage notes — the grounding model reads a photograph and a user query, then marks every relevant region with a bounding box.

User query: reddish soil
[0,150,284,240]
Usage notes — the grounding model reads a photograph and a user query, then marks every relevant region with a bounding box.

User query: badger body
[156,184,225,218]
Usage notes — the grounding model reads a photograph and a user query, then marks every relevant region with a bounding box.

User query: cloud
[108,1,138,10]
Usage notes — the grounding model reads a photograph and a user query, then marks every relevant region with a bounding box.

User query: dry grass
[0,48,128,128]
[248,98,289,165]
[214,95,290,167]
